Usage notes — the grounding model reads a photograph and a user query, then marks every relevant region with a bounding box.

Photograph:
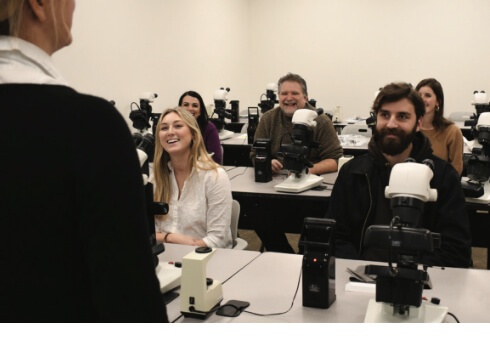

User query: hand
[271,159,283,173]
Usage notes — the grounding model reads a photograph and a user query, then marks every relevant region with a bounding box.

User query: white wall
[53,0,490,126]
[53,0,251,126]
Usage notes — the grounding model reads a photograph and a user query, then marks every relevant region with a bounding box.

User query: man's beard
[374,123,417,156]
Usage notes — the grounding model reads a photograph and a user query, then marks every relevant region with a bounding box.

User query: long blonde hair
[153,107,219,205]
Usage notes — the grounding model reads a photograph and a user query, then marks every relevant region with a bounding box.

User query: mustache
[375,127,405,139]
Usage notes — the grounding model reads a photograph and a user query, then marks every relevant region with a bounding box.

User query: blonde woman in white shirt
[153,107,233,248]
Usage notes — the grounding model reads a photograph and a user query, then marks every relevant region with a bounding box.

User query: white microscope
[362,160,448,323]
[462,111,490,204]
[211,87,235,140]
[180,247,223,319]
[274,108,324,193]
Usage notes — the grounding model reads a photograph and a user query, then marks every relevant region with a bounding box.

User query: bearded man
[327,82,472,268]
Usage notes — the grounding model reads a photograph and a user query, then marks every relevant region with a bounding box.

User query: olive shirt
[250,104,343,165]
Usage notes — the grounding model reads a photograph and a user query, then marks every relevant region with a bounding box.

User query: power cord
[446,312,460,323]
[243,267,302,317]
[227,166,248,180]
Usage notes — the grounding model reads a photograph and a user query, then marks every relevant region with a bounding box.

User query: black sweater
[0,84,168,322]
[327,132,472,268]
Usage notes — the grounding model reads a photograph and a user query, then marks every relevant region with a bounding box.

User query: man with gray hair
[250,72,343,253]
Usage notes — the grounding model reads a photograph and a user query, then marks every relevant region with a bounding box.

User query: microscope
[132,131,168,266]
[274,108,324,193]
[180,247,223,319]
[299,218,336,309]
[210,87,236,140]
[130,98,175,297]
[461,92,490,203]
[129,92,160,137]
[362,160,448,323]
[253,138,272,182]
[258,82,278,114]
[247,107,260,144]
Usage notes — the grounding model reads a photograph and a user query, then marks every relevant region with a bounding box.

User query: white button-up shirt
[155,162,233,249]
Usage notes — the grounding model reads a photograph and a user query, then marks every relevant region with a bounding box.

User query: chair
[341,124,372,137]
[231,199,248,250]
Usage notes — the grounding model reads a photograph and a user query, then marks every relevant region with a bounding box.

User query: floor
[238,229,488,270]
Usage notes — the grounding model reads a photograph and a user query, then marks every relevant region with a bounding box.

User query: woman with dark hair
[179,90,222,163]
[416,78,464,175]
[153,107,232,248]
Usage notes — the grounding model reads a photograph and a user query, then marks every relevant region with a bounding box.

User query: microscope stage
[364,299,448,323]
[156,262,182,293]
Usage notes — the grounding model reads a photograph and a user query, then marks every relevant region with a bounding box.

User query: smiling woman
[152,107,233,249]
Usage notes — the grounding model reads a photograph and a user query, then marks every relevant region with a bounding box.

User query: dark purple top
[203,121,222,164]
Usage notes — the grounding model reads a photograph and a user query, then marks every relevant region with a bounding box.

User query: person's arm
[311,115,343,174]
[326,162,363,259]
[158,231,206,247]
[447,125,464,176]
[78,97,167,321]
[310,159,338,175]
[423,161,472,268]
[204,122,222,164]
[202,168,233,248]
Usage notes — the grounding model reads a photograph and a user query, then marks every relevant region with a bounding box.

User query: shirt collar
[0,36,68,86]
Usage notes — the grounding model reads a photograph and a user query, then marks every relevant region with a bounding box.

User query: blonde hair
[0,0,26,36]
[153,107,219,206]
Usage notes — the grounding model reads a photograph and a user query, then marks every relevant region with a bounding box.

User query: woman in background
[416,78,464,175]
[153,107,232,248]
[179,90,222,163]
[0,0,167,321]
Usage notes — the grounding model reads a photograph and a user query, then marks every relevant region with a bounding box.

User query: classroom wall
[53,0,490,128]
[53,0,251,127]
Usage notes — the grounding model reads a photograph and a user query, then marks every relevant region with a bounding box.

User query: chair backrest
[230,199,248,250]
[341,124,372,137]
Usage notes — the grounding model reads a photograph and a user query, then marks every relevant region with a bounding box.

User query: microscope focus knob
[196,246,212,254]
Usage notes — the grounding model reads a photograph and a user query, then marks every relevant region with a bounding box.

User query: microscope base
[274,173,323,193]
[364,299,448,323]
[464,180,490,204]
[181,301,222,320]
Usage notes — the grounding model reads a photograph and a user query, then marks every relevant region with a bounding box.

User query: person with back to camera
[0,0,168,321]
[327,82,472,268]
[416,78,464,175]
[250,72,343,253]
[153,107,233,249]
[179,90,222,164]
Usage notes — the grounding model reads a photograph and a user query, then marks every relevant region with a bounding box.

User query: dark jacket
[327,132,472,268]
[0,85,168,322]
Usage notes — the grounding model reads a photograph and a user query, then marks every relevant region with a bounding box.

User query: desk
[454,121,474,140]
[175,251,490,322]
[221,133,253,167]
[465,202,490,268]
[226,166,335,232]
[158,243,261,322]
[221,132,369,167]
[227,166,490,268]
